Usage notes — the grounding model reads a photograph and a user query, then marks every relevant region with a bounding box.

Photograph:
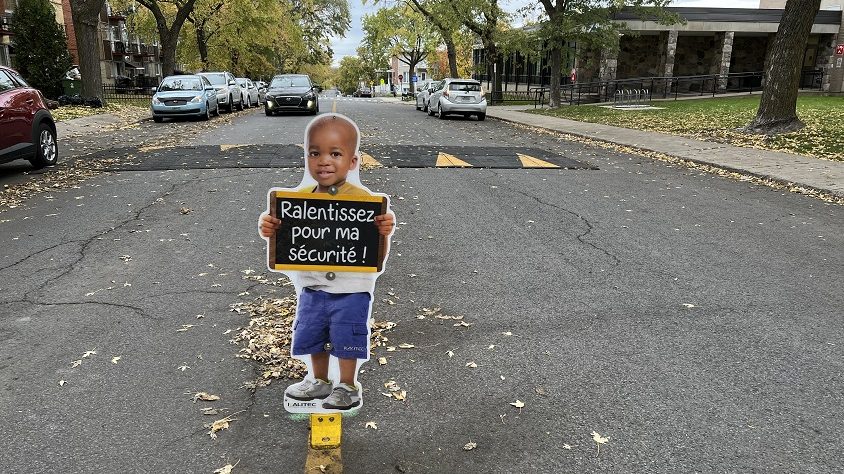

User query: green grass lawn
[530,95,844,161]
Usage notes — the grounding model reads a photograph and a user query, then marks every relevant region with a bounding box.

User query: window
[448,82,481,92]
[7,69,28,87]
[270,75,311,88]
[0,45,9,67]
[200,73,227,85]
[158,77,202,91]
[0,70,17,92]
[421,72,426,81]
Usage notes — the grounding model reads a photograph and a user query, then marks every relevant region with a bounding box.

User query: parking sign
[412,75,418,83]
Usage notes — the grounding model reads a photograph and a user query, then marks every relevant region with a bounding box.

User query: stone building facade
[472,6,844,93]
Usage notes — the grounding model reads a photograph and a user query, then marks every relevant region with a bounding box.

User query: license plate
[461,96,472,102]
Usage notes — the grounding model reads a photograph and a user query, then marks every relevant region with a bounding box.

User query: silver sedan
[427,79,486,121]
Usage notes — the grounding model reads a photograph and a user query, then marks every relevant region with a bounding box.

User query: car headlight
[304,91,315,99]
[152,96,162,105]
[190,96,202,103]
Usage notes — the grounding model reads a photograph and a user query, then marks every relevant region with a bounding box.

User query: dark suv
[264,74,320,115]
[0,66,58,169]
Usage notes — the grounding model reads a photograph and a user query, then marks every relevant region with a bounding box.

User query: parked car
[352,87,372,98]
[0,66,58,169]
[264,74,320,115]
[427,78,486,121]
[255,81,268,104]
[415,80,435,111]
[151,74,219,122]
[236,78,259,108]
[197,71,243,112]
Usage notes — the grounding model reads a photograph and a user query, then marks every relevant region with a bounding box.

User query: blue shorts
[292,289,372,360]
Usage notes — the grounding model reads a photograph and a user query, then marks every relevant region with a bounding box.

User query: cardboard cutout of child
[259,114,395,413]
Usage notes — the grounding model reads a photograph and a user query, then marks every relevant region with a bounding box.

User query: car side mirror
[205,86,214,91]
[313,84,322,92]
[229,80,236,86]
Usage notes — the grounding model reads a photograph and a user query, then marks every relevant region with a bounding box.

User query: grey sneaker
[322,384,361,410]
[285,378,333,401]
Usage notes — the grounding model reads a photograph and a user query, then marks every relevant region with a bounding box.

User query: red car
[0,66,58,168]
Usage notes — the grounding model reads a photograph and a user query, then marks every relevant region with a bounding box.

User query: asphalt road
[1,97,842,473]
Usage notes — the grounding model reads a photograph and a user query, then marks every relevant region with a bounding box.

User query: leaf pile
[230,295,306,386]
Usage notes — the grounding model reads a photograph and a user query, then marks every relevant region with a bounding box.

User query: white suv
[197,72,243,113]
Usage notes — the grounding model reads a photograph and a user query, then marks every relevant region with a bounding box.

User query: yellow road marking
[220,144,249,152]
[359,152,383,168]
[436,152,473,168]
[517,153,559,168]
[332,98,337,113]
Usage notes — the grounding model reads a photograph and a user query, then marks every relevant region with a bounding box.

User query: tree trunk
[549,43,562,108]
[160,31,179,76]
[746,0,821,134]
[445,35,458,78]
[195,24,209,71]
[408,61,418,94]
[69,0,106,100]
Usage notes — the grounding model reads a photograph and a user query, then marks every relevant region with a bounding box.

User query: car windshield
[449,82,481,92]
[158,78,202,91]
[271,76,310,88]
[201,73,227,85]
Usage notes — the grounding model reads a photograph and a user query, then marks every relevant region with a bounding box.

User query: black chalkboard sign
[269,190,387,272]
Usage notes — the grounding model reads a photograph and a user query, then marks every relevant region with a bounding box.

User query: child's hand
[374,213,395,236]
[259,213,281,238]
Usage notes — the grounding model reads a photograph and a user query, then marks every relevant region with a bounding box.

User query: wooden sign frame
[269,190,388,273]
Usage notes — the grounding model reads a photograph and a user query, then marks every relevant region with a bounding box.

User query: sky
[329,0,762,66]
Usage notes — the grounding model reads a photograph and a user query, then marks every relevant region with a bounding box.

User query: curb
[487,113,844,200]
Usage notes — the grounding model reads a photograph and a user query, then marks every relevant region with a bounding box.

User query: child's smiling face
[306,119,358,190]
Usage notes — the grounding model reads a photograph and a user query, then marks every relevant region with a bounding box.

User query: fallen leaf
[463,441,477,451]
[179,207,192,215]
[71,360,82,368]
[386,346,397,352]
[510,400,525,412]
[207,413,240,439]
[213,464,234,474]
[392,390,407,401]
[178,365,190,371]
[465,361,477,368]
[196,314,205,319]
[591,431,609,457]
[193,392,221,402]
[446,350,454,358]
[488,345,495,350]
[563,443,572,450]
[398,343,415,349]
[682,303,696,308]
[58,380,66,386]
[502,331,513,336]
[176,324,194,332]
[203,407,219,416]
[111,356,121,364]
[318,466,326,473]
[454,321,472,327]
[378,357,387,366]
[365,421,378,430]
[82,350,97,358]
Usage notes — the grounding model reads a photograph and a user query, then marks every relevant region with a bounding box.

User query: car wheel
[415,101,421,111]
[436,102,446,119]
[153,115,163,123]
[246,97,251,108]
[29,122,58,169]
[265,108,273,116]
[423,101,429,112]
[427,102,434,116]
[202,103,211,121]
[237,97,244,111]
[477,113,486,121]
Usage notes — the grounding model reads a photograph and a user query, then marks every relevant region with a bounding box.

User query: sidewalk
[56,109,150,138]
[487,105,844,198]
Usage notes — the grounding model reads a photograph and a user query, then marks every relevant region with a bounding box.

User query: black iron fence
[481,70,826,106]
[102,84,155,105]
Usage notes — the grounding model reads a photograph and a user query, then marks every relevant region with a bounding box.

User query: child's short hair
[304,113,361,155]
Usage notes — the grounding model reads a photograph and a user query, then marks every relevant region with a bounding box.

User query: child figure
[259,114,394,410]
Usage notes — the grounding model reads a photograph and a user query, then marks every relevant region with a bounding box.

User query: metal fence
[482,70,826,106]
[102,84,155,105]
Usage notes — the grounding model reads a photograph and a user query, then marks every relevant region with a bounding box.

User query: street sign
[836,44,844,55]
[269,190,388,273]
[411,75,417,83]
